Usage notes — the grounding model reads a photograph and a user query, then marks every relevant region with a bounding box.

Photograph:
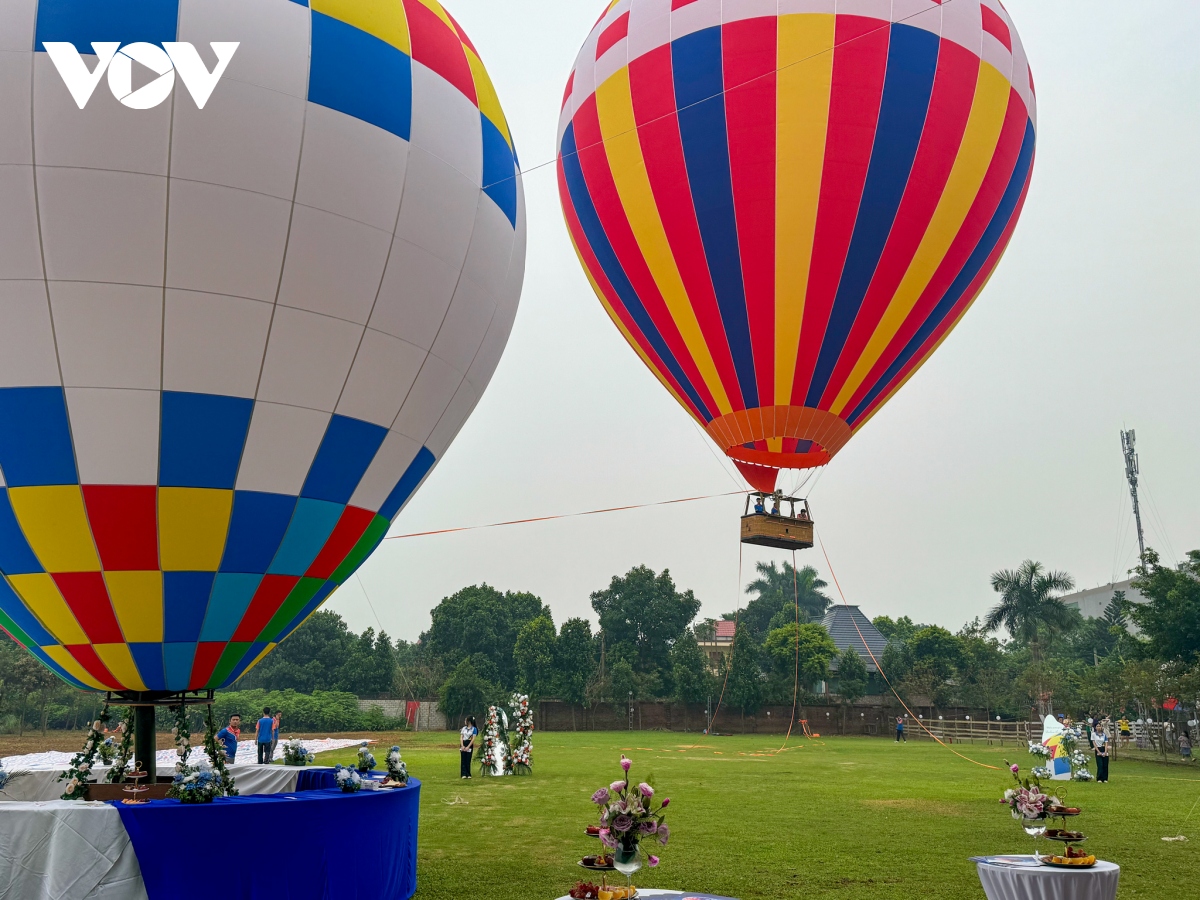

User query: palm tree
[985,561,1076,662]
[743,561,831,640]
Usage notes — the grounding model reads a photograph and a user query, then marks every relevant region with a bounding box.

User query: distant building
[821,605,888,695]
[697,620,736,672]
[1058,578,1145,620]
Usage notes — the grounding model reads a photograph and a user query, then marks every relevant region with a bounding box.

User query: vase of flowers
[385,746,408,786]
[282,738,315,767]
[356,743,377,774]
[334,764,363,793]
[591,756,669,896]
[1002,762,1058,855]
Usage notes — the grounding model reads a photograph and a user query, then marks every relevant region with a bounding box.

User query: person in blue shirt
[256,707,275,764]
[216,714,241,765]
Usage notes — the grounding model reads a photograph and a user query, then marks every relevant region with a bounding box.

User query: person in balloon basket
[217,714,241,766]
[256,708,275,764]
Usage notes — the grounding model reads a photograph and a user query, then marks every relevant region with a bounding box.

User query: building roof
[715,620,736,640]
[821,606,888,674]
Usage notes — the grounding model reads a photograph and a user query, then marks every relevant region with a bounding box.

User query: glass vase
[613,844,642,898]
[1022,816,1047,858]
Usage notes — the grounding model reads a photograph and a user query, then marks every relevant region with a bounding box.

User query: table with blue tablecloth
[115,779,420,900]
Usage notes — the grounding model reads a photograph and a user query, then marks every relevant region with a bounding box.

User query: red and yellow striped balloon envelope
[557,0,1036,492]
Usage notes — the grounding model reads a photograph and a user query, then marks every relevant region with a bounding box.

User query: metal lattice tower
[1121,430,1146,563]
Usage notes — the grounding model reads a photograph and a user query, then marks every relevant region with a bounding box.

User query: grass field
[313,731,1200,899]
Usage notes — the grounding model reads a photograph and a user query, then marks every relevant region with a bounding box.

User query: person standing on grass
[217,714,241,765]
[1180,730,1192,762]
[895,716,906,743]
[460,716,477,779]
[256,707,275,764]
[1093,725,1110,783]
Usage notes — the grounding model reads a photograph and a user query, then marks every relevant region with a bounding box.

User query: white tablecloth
[977,858,1120,900]
[0,763,302,802]
[0,801,147,900]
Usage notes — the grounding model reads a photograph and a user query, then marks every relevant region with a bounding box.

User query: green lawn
[314,732,1199,899]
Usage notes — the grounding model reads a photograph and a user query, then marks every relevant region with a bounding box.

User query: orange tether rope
[817,531,998,771]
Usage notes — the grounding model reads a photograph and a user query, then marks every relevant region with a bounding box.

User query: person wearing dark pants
[256,707,275,764]
[459,716,477,778]
[1094,727,1110,783]
[895,716,907,743]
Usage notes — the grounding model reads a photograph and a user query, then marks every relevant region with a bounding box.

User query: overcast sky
[326,1,1200,643]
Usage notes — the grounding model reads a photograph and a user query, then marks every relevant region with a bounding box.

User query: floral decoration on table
[356,742,377,774]
[60,704,112,800]
[334,764,363,792]
[168,761,226,804]
[201,703,237,796]
[510,693,533,774]
[1000,761,1059,821]
[479,704,510,776]
[282,738,316,766]
[592,755,670,867]
[97,736,116,765]
[1029,722,1093,781]
[104,708,136,783]
[384,745,408,786]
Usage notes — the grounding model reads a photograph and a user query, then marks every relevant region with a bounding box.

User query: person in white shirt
[1092,725,1110,783]
[459,716,477,779]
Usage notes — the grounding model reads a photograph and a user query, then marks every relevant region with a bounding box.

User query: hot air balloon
[558,0,1035,494]
[0,0,524,703]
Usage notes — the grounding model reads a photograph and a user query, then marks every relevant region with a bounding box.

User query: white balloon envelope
[0,0,525,692]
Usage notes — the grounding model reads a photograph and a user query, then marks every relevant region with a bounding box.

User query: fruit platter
[567,882,638,900]
[1039,846,1097,868]
[579,854,615,871]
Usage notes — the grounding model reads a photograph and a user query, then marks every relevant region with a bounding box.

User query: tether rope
[817,531,998,770]
[705,540,743,736]
[776,548,802,752]
[383,491,744,541]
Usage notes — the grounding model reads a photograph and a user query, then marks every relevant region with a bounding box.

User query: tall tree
[742,561,831,640]
[590,566,700,676]
[237,610,356,692]
[554,618,595,726]
[670,629,713,706]
[1129,549,1200,663]
[423,584,549,689]
[763,622,839,697]
[438,658,496,725]
[834,647,868,733]
[985,561,1076,666]
[722,623,763,731]
[514,614,558,701]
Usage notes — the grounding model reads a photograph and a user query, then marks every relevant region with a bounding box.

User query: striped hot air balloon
[557,0,1036,491]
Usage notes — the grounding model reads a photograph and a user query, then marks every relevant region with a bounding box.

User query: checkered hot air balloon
[558,0,1035,492]
[0,0,525,692]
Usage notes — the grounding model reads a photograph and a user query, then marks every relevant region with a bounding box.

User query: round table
[976,857,1119,900]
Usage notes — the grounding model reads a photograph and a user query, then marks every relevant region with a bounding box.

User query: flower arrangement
[385,746,408,785]
[356,742,377,774]
[1028,742,1052,760]
[60,706,111,800]
[104,709,136,784]
[479,705,509,776]
[282,738,315,767]
[97,736,116,765]
[334,764,363,792]
[510,693,533,775]
[591,756,670,867]
[201,704,238,797]
[1001,761,1060,821]
[168,762,225,804]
